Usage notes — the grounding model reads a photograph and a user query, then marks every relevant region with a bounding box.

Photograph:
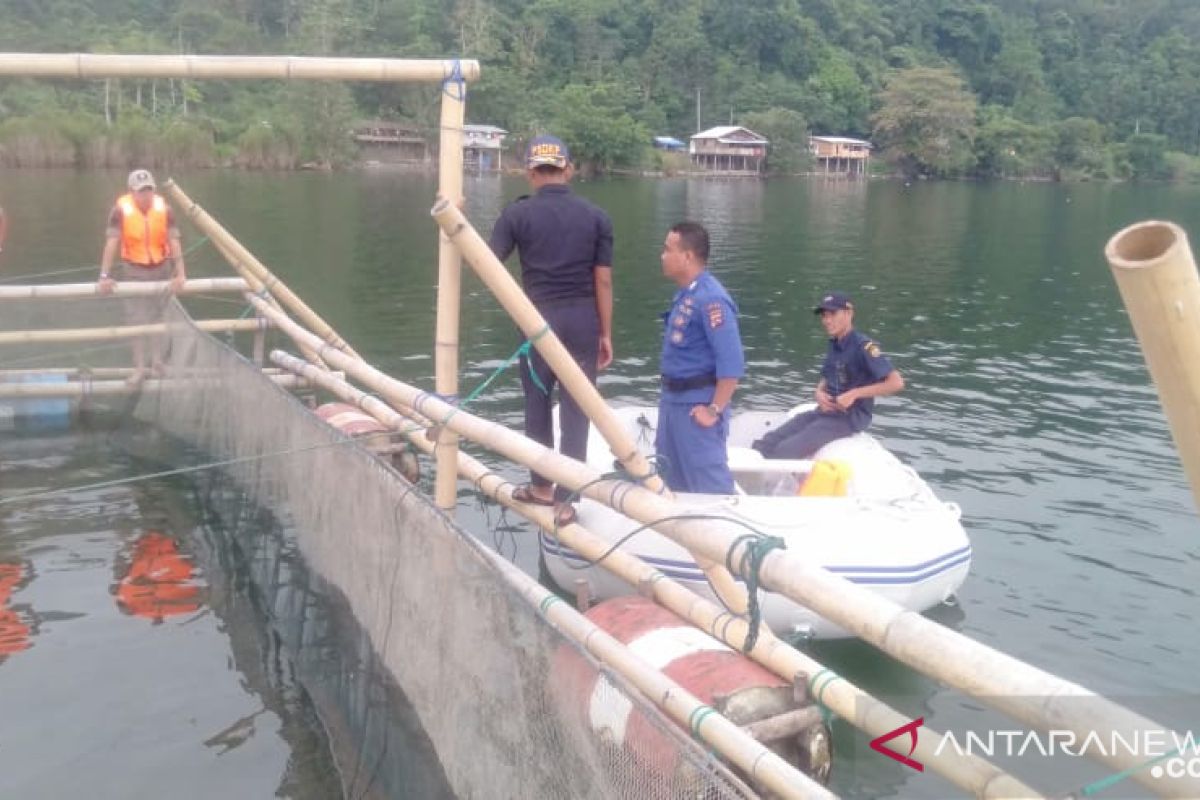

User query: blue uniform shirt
[660,271,745,404]
[821,329,894,431]
[489,184,614,306]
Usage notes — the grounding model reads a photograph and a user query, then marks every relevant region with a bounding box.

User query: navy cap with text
[526,134,570,168]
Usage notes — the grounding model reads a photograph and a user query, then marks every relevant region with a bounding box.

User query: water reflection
[113,531,202,624]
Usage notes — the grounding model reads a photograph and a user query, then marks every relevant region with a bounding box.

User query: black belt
[661,373,716,392]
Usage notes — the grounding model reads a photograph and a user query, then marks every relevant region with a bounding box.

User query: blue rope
[442,59,466,101]
[435,324,552,430]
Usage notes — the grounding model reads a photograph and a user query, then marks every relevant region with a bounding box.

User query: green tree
[871,66,977,177]
[740,107,810,174]
[1054,117,1106,176]
[551,83,647,174]
[974,108,1054,178]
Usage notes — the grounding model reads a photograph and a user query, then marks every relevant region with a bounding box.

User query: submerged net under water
[2,295,760,799]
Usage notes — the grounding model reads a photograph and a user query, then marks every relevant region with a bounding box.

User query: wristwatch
[707,403,723,416]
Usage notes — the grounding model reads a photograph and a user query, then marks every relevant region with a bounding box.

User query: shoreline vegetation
[3,1,1200,184]
[3,125,1196,185]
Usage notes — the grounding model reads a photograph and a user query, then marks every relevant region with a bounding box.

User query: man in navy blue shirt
[489,135,614,523]
[753,292,904,459]
[656,222,744,493]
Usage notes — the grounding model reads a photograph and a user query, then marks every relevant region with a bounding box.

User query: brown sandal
[512,484,555,507]
[553,503,577,527]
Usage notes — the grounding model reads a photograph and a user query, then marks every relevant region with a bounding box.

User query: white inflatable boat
[539,405,971,639]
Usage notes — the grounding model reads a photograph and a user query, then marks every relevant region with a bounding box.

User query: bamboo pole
[0,373,311,398]
[0,277,248,300]
[1105,220,1200,514]
[0,54,480,84]
[0,318,267,345]
[429,199,751,614]
[0,367,287,378]
[433,70,466,515]
[255,297,1198,798]
[271,349,1043,799]
[162,180,358,362]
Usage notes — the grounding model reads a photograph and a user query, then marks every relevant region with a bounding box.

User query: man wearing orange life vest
[97,169,187,383]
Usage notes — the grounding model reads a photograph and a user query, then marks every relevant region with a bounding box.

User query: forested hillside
[1,0,1198,179]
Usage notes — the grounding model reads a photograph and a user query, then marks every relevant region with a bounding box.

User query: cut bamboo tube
[0,54,479,84]
[1105,220,1200,514]
[0,372,312,398]
[162,180,357,361]
[433,71,466,514]
[0,277,248,300]
[257,299,1198,798]
[0,318,268,345]
[430,199,749,615]
[272,349,1043,799]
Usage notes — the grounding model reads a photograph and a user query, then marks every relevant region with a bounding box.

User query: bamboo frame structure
[0,53,479,83]
[0,277,247,300]
[271,349,1043,800]
[256,296,1198,798]
[433,67,467,514]
[0,318,268,345]
[270,351,826,800]
[1105,220,1200,514]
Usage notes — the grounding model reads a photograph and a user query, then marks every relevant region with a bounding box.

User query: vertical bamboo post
[433,66,466,515]
[1105,221,1200,514]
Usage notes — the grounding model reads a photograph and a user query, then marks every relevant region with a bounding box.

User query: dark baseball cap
[813,292,853,314]
[526,134,570,168]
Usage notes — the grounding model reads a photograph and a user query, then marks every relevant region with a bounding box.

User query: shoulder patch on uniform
[706,302,724,329]
[864,341,882,358]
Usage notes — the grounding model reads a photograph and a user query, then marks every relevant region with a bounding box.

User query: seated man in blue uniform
[752,292,904,459]
[656,222,745,494]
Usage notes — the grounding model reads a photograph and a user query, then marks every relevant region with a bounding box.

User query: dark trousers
[520,299,599,502]
[752,410,858,460]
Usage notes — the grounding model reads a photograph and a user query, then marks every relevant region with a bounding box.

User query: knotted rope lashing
[726,533,787,653]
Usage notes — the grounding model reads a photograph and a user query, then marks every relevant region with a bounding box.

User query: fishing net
[1,293,761,800]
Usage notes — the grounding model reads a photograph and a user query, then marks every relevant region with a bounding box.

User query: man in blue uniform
[489,134,614,524]
[753,292,904,459]
[656,222,744,494]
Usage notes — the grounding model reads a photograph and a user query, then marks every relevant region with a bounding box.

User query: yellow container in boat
[798,460,852,497]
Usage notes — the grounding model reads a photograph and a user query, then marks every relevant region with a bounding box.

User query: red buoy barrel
[550,595,831,792]
[315,402,418,482]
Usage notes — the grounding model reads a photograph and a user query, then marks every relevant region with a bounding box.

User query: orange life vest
[117,193,171,266]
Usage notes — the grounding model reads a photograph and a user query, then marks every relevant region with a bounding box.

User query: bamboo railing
[0,277,247,299]
[0,318,267,345]
[0,53,479,83]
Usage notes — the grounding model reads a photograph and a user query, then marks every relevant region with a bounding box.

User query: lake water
[1,168,1197,798]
